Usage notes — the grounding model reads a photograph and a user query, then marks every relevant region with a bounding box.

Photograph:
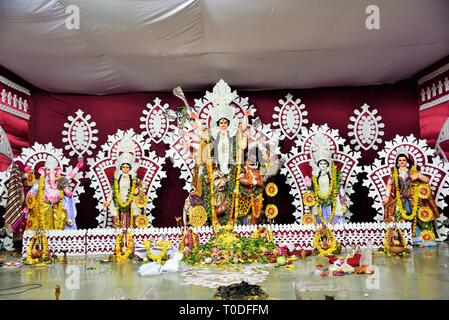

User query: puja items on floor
[213,281,270,300]
[183,226,278,265]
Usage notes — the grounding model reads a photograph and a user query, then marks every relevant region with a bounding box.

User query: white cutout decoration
[140,98,176,144]
[272,93,308,140]
[62,109,98,157]
[281,124,362,223]
[87,128,166,227]
[363,134,449,240]
[347,103,385,151]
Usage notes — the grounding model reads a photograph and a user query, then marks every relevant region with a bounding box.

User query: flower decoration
[135,214,149,228]
[417,184,431,200]
[418,206,433,222]
[26,193,36,209]
[419,230,435,242]
[265,204,278,219]
[301,214,316,225]
[302,191,316,207]
[189,205,208,227]
[144,240,171,263]
[265,183,278,197]
[26,172,36,187]
[252,226,274,242]
[134,191,148,209]
[313,225,337,256]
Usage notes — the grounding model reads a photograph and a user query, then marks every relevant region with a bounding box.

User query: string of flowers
[205,131,219,226]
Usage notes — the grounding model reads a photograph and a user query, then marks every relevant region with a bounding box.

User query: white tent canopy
[1,0,449,94]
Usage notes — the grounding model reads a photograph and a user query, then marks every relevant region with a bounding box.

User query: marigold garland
[265,183,278,197]
[26,232,49,264]
[135,214,149,228]
[115,231,134,262]
[265,204,278,219]
[113,176,137,228]
[302,214,316,225]
[419,230,435,242]
[189,205,208,227]
[26,193,36,209]
[144,240,172,263]
[313,225,337,256]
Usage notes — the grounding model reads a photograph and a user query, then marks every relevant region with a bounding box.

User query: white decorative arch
[363,134,449,240]
[87,128,166,227]
[280,124,362,223]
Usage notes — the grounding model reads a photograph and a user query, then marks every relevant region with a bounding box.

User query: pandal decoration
[25,232,49,264]
[313,225,337,256]
[384,227,407,256]
[301,213,316,225]
[189,205,208,227]
[115,230,134,262]
[143,239,172,263]
[135,214,149,228]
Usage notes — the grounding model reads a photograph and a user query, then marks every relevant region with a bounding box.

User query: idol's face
[219,118,229,130]
[397,156,407,168]
[318,160,329,171]
[121,163,131,174]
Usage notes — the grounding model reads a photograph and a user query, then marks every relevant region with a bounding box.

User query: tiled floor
[1,244,448,300]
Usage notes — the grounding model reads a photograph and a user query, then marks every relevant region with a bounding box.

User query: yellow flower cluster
[301,214,316,225]
[265,204,278,220]
[419,230,435,242]
[265,182,278,197]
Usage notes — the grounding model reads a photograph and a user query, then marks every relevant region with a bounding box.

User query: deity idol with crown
[176,81,279,227]
[303,133,349,224]
[103,134,147,229]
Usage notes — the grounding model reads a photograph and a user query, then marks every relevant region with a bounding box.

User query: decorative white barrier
[22,222,412,257]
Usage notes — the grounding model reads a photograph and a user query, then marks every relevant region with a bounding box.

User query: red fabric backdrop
[30,81,420,228]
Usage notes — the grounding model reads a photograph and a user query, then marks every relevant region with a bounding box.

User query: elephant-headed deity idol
[24,156,83,231]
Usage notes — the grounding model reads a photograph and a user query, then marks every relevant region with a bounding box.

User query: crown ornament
[207,79,238,123]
